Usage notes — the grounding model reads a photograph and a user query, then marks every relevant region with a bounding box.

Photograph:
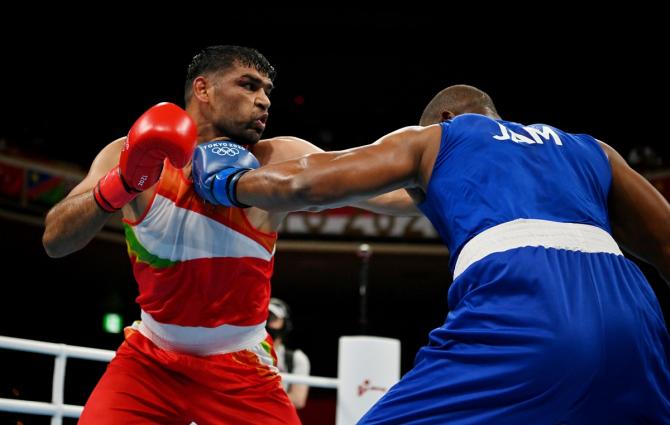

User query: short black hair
[184,45,276,102]
[420,84,499,125]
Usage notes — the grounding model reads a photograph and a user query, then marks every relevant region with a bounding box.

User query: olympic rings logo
[211,146,240,156]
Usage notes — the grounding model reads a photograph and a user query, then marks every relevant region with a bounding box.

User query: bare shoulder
[94,137,126,168]
[377,124,441,149]
[595,139,664,208]
[385,124,441,139]
[381,125,442,188]
[595,140,633,176]
[252,136,323,165]
[260,136,314,145]
[595,139,615,161]
[245,136,322,231]
[67,137,127,198]
[597,138,670,279]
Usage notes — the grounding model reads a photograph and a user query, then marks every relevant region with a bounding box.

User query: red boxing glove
[94,102,197,212]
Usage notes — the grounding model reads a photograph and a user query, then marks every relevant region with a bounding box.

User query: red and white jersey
[123,162,277,355]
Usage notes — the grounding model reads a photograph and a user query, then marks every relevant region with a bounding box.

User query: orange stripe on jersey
[156,162,276,253]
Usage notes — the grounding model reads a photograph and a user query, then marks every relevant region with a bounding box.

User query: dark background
[1,9,668,424]
[1,11,667,167]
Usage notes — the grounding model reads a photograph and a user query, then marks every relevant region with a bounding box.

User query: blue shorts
[359,247,670,424]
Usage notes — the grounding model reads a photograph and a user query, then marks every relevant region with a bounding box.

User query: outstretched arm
[236,125,437,212]
[257,136,421,216]
[599,141,670,283]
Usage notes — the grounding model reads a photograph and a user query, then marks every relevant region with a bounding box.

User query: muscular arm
[599,141,670,282]
[42,139,124,258]
[258,136,421,216]
[237,126,436,212]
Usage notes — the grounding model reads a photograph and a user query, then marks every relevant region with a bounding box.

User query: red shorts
[79,328,300,425]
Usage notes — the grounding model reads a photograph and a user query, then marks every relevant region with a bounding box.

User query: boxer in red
[43,45,417,424]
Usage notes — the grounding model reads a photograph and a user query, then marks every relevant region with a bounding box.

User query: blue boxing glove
[192,140,260,207]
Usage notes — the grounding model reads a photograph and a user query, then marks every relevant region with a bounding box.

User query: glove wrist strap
[93,166,140,212]
[226,168,251,208]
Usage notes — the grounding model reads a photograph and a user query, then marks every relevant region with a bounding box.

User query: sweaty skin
[43,63,419,258]
[235,123,670,283]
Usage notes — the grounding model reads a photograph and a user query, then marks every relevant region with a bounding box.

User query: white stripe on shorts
[137,310,267,356]
[453,219,623,280]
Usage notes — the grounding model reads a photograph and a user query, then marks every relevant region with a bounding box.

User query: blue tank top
[417,114,612,270]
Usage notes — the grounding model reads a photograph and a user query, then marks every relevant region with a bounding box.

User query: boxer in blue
[196,84,670,424]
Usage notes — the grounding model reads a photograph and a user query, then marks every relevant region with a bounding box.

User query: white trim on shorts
[137,310,267,356]
[453,219,623,280]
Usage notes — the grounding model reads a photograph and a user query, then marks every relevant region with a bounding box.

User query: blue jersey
[359,115,670,425]
[418,114,612,269]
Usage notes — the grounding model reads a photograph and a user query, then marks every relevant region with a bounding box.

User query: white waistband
[137,310,267,356]
[453,219,622,280]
